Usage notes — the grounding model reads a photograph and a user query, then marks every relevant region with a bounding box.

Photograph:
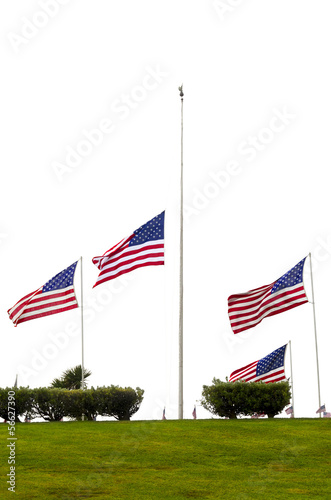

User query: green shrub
[32,388,67,421]
[0,386,144,421]
[0,387,35,422]
[201,378,291,418]
[96,386,145,420]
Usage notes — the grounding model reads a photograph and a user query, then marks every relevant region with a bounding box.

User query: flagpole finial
[178,85,184,98]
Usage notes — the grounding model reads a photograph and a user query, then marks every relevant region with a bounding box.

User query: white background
[1,0,330,420]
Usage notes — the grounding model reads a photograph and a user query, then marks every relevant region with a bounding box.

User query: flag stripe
[229,345,287,384]
[7,262,78,326]
[228,284,274,306]
[16,302,78,324]
[231,297,308,334]
[246,368,286,383]
[93,212,165,288]
[92,235,134,268]
[9,291,77,323]
[229,284,306,317]
[94,261,164,287]
[230,286,308,334]
[8,289,41,316]
[97,242,164,277]
[229,361,258,380]
[97,253,165,279]
[230,366,286,383]
[228,258,308,334]
[17,289,78,319]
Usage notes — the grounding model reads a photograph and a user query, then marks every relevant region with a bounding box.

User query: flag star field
[43,262,77,292]
[271,258,306,294]
[229,344,287,383]
[129,212,165,247]
[256,345,286,376]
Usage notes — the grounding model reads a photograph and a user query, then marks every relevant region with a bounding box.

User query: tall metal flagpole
[309,252,321,417]
[178,85,184,420]
[80,256,85,391]
[288,340,295,418]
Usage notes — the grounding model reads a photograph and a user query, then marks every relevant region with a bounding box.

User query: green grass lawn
[1,419,330,499]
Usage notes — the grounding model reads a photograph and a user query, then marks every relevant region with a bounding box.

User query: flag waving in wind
[92,211,165,288]
[229,344,287,384]
[228,257,308,334]
[285,406,293,415]
[8,262,78,326]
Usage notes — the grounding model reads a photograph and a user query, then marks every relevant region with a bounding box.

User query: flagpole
[178,85,184,420]
[309,252,321,418]
[288,340,295,418]
[80,256,85,391]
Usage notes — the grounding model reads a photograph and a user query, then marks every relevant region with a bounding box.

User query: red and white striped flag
[229,344,287,384]
[228,257,308,334]
[8,262,78,326]
[285,405,293,415]
[92,211,164,288]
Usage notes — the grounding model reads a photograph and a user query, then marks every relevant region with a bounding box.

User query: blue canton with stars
[256,345,286,376]
[271,257,306,294]
[42,262,78,293]
[129,211,165,247]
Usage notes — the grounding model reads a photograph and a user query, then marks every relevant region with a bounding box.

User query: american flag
[229,344,287,383]
[316,404,326,414]
[285,405,293,415]
[92,211,165,288]
[192,406,197,419]
[323,412,331,418]
[8,262,78,326]
[162,408,166,420]
[228,257,308,334]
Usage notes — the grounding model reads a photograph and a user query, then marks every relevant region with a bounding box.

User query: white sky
[1,0,330,420]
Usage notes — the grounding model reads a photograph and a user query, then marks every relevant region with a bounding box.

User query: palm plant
[50,365,92,390]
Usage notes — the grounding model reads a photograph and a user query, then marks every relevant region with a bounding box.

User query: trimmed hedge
[0,387,34,422]
[201,378,291,419]
[0,386,144,422]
